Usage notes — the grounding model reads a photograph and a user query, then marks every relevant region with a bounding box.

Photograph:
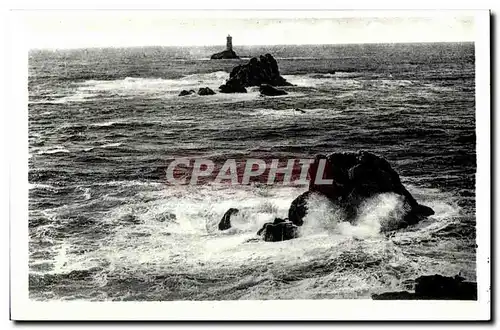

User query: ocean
[28,43,476,301]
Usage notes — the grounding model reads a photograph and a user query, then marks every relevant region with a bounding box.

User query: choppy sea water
[28,43,476,300]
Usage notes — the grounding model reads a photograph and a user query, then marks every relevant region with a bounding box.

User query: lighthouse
[210,35,239,59]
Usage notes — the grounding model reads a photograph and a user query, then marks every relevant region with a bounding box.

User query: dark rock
[219,80,247,93]
[219,53,292,93]
[371,291,416,300]
[218,208,239,230]
[178,89,196,96]
[294,108,306,114]
[288,191,312,226]
[272,217,288,224]
[415,274,477,300]
[198,87,216,96]
[257,218,299,242]
[372,275,477,300]
[288,151,434,230]
[210,49,239,60]
[155,212,177,223]
[259,84,288,96]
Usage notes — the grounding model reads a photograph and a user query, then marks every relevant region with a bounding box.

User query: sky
[22,11,476,49]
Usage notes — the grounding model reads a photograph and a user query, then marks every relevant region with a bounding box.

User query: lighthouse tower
[210,34,239,59]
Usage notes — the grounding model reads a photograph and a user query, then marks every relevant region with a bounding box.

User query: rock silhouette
[257,218,299,242]
[372,274,477,300]
[178,89,196,96]
[210,49,239,60]
[259,84,288,96]
[198,87,216,96]
[288,151,434,229]
[218,208,239,230]
[219,80,247,94]
[219,53,292,93]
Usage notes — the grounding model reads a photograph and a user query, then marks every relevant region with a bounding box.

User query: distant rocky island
[180,51,293,96]
[219,53,292,93]
[210,35,240,60]
[180,35,294,96]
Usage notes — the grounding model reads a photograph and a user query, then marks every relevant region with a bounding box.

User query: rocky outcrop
[179,88,216,96]
[259,84,287,96]
[288,151,434,229]
[198,87,216,96]
[288,191,312,226]
[219,53,292,93]
[372,275,477,300]
[210,49,240,60]
[178,89,196,96]
[219,81,247,94]
[256,218,299,242]
[218,208,239,230]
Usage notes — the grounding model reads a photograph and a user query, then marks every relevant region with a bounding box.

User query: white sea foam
[283,73,417,93]
[99,142,122,149]
[31,71,230,104]
[250,107,343,118]
[62,72,231,102]
[342,193,407,237]
[38,71,315,104]
[36,146,70,155]
[283,74,363,89]
[91,121,118,127]
[38,181,470,301]
[81,187,91,200]
[28,183,55,190]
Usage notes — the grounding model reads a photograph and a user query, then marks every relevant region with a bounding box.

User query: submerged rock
[198,87,216,96]
[178,89,196,96]
[218,208,239,230]
[257,218,299,242]
[288,151,434,230]
[259,84,288,96]
[155,212,177,223]
[372,274,477,300]
[219,53,292,93]
[119,214,142,225]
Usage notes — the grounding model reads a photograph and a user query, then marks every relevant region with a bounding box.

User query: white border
[8,9,490,321]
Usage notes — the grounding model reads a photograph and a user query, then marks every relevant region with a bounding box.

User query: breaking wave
[28,182,468,300]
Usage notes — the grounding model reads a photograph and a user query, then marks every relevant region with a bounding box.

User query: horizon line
[30,40,474,51]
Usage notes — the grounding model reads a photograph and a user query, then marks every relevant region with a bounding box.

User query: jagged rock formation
[218,208,239,230]
[178,89,196,96]
[259,84,287,96]
[198,87,216,96]
[372,275,477,300]
[256,218,299,242]
[219,53,292,93]
[219,81,247,93]
[288,151,434,230]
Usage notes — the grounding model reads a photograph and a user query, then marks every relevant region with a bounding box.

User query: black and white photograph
[7,8,491,321]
